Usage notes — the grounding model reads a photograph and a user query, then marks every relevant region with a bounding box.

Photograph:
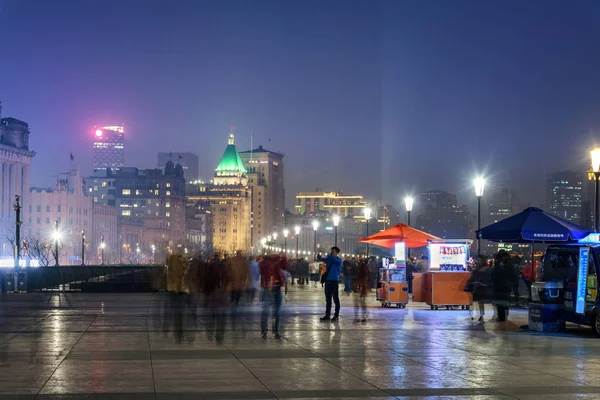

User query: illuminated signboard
[395,242,406,262]
[579,234,600,244]
[576,247,589,314]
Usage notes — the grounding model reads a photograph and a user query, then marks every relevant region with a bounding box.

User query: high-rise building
[29,165,92,265]
[87,161,186,262]
[186,134,251,254]
[239,145,285,250]
[415,190,475,240]
[158,152,199,182]
[487,187,520,225]
[0,104,35,257]
[418,190,457,214]
[547,171,584,224]
[294,191,367,217]
[93,125,125,168]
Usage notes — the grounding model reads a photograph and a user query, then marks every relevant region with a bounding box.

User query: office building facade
[239,145,285,250]
[547,171,584,224]
[295,191,367,218]
[93,125,125,168]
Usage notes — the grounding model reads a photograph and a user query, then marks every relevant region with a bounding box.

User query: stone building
[0,104,35,257]
[187,134,251,255]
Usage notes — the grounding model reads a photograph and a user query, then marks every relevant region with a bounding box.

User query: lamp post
[81,230,86,266]
[312,220,319,260]
[273,232,278,251]
[333,215,340,247]
[53,220,60,266]
[283,229,289,255]
[363,207,371,257]
[294,226,300,258]
[591,148,600,232]
[13,195,21,269]
[474,177,485,255]
[100,235,105,265]
[404,196,414,259]
[136,243,140,264]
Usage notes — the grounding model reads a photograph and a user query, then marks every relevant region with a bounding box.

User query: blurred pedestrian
[342,257,353,295]
[309,259,320,287]
[247,256,261,304]
[228,252,248,330]
[318,246,343,321]
[417,255,429,273]
[353,260,370,323]
[490,250,514,322]
[465,255,491,322]
[260,255,286,339]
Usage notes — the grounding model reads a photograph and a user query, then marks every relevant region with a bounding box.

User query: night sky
[1,0,599,211]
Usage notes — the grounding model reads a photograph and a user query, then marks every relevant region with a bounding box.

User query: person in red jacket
[260,255,287,339]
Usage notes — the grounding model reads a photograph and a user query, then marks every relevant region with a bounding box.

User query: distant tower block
[93,125,125,168]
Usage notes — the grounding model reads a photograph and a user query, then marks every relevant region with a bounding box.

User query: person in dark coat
[490,250,515,322]
[467,255,492,322]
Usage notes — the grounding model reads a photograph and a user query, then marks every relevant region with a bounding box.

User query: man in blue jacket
[318,246,342,321]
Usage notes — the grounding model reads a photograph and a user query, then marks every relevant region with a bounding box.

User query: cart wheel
[461,305,465,310]
[430,305,434,310]
[396,304,401,308]
[449,306,454,310]
[466,306,471,310]
[434,306,439,310]
[402,304,406,309]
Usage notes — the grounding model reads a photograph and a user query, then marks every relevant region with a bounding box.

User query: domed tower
[175,162,184,178]
[214,134,247,186]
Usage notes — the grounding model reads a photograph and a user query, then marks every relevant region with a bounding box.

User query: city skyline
[1,1,600,212]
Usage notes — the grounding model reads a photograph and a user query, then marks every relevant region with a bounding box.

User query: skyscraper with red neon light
[93,125,125,169]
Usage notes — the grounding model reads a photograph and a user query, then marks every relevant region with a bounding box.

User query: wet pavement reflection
[1,289,600,399]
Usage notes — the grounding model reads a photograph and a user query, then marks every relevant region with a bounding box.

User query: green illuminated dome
[215,134,247,177]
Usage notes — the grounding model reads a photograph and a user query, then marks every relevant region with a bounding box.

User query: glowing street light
[294,226,301,259]
[333,215,340,247]
[283,229,289,254]
[404,196,414,258]
[474,177,485,255]
[151,244,156,263]
[53,220,61,266]
[100,235,106,265]
[363,207,371,257]
[591,147,600,232]
[312,220,319,259]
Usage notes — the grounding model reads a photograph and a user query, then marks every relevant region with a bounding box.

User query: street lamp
[474,177,485,255]
[100,235,105,265]
[404,196,414,259]
[363,207,371,257]
[283,229,289,254]
[151,244,156,263]
[13,195,21,269]
[591,147,600,232]
[333,215,340,247]
[273,232,278,248]
[81,230,86,266]
[136,243,140,264]
[312,220,319,260]
[294,226,300,258]
[53,220,60,266]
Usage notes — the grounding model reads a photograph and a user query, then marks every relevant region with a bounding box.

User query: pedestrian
[247,256,261,304]
[522,258,535,301]
[342,257,353,294]
[353,259,370,323]
[228,252,248,330]
[417,255,429,273]
[309,259,319,287]
[490,250,514,322]
[405,257,414,294]
[318,246,343,322]
[259,255,286,339]
[465,255,491,322]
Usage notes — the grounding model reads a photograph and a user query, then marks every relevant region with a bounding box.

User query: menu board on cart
[395,242,406,268]
[430,243,468,271]
[576,247,589,314]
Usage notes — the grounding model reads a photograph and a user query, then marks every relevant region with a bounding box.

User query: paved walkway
[0,286,599,399]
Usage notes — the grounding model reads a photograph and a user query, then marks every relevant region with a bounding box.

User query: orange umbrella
[359,223,441,249]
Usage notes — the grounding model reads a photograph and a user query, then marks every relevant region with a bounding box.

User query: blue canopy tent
[476,207,592,280]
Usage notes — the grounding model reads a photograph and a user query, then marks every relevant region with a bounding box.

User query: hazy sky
[1,0,599,211]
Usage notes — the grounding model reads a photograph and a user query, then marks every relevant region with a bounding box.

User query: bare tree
[23,235,59,267]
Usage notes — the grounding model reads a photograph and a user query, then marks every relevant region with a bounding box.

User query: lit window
[94,186,98,191]
[136,190,141,195]
[156,202,159,207]
[123,189,131,195]
[122,210,131,216]
[102,182,107,188]
[166,183,171,188]
[166,202,170,208]
[166,191,171,196]
[154,190,159,195]
[101,194,106,200]
[94,197,98,203]
[166,211,170,217]
[147,199,152,205]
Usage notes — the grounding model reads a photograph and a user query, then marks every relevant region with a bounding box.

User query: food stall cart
[419,240,473,310]
[359,224,440,309]
[378,244,409,308]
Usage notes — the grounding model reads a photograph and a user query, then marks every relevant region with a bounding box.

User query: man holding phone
[318,246,343,321]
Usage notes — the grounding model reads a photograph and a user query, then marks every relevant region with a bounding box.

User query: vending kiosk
[377,242,409,308]
[414,240,473,310]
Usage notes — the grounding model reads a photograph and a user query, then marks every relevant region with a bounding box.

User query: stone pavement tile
[475,374,585,388]
[37,394,156,399]
[0,350,66,364]
[394,396,512,400]
[75,332,149,349]
[499,385,600,396]
[152,359,253,379]
[367,374,484,390]
[153,378,268,393]
[151,349,235,360]
[232,348,318,359]
[155,391,274,400]
[39,360,154,394]
[66,349,150,361]
[273,391,391,399]
[515,395,600,400]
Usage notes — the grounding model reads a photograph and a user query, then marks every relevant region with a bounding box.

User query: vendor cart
[424,240,473,310]
[379,266,408,308]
